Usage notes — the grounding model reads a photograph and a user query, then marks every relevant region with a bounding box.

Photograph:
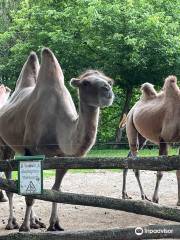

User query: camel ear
[70,78,81,88]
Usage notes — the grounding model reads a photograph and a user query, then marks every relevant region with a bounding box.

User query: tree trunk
[115,87,132,145]
[1,224,180,240]
[1,175,180,223]
[1,155,180,171]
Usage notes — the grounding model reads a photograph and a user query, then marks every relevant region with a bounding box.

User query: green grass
[88,147,179,158]
[11,147,179,179]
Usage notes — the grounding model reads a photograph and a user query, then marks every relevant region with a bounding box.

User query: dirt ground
[0,170,180,236]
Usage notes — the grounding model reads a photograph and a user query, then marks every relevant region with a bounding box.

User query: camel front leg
[133,134,150,200]
[30,208,46,229]
[19,197,35,232]
[122,146,148,200]
[127,145,149,200]
[2,145,18,230]
[125,116,148,200]
[19,148,46,231]
[152,139,167,203]
[152,171,163,203]
[5,171,19,230]
[122,151,132,199]
[5,192,19,230]
[122,169,131,199]
[132,152,149,200]
[47,168,67,231]
[134,169,150,200]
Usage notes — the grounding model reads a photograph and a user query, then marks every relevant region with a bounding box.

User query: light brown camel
[0,48,114,231]
[0,84,11,202]
[0,85,11,108]
[122,76,180,203]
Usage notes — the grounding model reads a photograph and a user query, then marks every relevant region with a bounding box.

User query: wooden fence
[0,155,180,239]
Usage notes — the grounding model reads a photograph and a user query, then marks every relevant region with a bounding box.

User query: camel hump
[15,51,40,91]
[141,82,157,100]
[163,76,179,96]
[164,75,177,83]
[36,48,64,88]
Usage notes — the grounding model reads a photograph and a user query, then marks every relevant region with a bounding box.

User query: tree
[0,0,180,142]
[0,0,21,32]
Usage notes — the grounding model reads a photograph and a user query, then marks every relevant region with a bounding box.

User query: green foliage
[97,86,127,142]
[0,0,180,142]
[0,0,20,32]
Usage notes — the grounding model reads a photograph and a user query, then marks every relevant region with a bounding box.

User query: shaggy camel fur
[0,85,11,202]
[0,48,114,231]
[123,76,180,203]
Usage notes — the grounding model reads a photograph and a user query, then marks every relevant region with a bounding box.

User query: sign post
[16,155,45,195]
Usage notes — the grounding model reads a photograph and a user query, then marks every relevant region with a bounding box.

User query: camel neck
[71,100,100,156]
[79,101,99,123]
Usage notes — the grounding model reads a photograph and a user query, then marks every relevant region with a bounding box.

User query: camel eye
[83,81,91,87]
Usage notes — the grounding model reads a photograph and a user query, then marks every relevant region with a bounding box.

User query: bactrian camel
[0,84,11,202]
[0,48,114,231]
[123,76,180,204]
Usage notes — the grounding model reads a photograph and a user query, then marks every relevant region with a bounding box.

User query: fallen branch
[1,177,180,223]
[1,224,180,240]
[0,155,180,172]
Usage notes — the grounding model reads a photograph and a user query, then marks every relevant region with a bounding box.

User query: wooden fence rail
[1,155,180,239]
[1,224,180,240]
[0,155,180,171]
[1,177,180,223]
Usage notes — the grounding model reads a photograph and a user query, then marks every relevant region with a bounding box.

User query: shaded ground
[0,170,179,236]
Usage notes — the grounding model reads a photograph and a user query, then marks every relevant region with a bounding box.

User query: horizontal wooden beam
[1,177,180,223]
[0,155,180,172]
[1,224,180,240]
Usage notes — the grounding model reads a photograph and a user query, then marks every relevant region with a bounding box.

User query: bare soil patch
[0,170,179,235]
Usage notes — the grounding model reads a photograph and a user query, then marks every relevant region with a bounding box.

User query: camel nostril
[107,92,113,99]
[102,85,110,91]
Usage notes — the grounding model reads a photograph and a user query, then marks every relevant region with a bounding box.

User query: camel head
[70,70,114,108]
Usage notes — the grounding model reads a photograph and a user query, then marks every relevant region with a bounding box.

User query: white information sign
[19,160,43,195]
